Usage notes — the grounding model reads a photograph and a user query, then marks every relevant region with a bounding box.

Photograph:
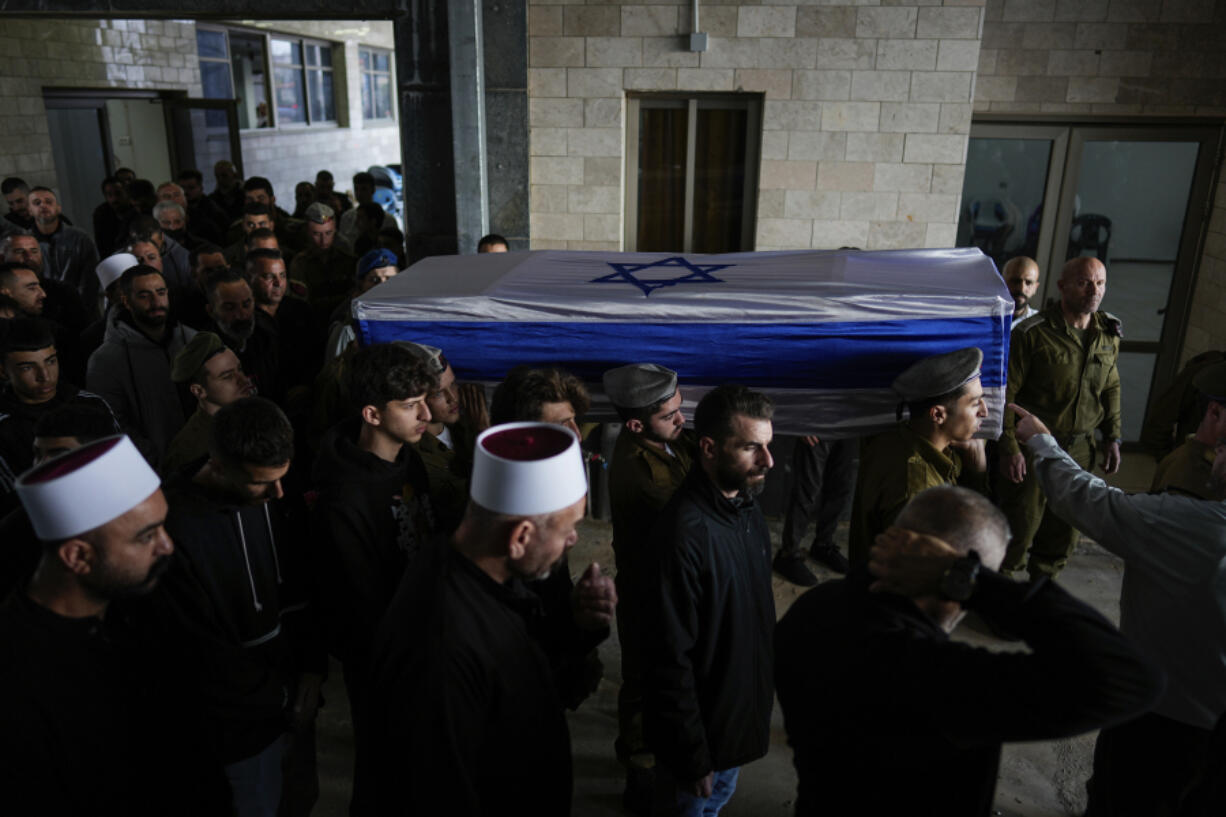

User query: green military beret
[171,332,226,384]
[394,341,447,376]
[1193,361,1226,403]
[304,202,335,224]
[892,347,983,403]
[603,363,678,409]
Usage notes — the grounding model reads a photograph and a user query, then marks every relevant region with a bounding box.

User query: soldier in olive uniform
[998,256,1122,577]
[603,363,695,814]
[1140,349,1226,460]
[400,341,478,534]
[848,347,989,566]
[1151,361,1226,500]
[289,202,358,332]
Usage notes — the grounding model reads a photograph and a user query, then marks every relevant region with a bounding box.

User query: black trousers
[779,438,858,558]
[1086,712,1216,817]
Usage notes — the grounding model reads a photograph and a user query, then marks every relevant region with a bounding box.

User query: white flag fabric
[354,248,1012,437]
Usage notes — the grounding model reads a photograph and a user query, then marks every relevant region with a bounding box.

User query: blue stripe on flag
[359,315,1009,390]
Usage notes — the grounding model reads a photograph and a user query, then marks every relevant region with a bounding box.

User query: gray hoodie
[86,313,196,465]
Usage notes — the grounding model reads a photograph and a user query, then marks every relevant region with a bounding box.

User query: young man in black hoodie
[310,342,435,764]
[153,397,323,817]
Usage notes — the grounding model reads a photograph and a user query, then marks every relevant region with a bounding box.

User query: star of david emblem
[589,256,733,297]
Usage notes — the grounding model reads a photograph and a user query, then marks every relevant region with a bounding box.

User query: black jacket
[148,472,321,764]
[0,591,225,816]
[310,417,434,670]
[642,465,775,781]
[774,570,1164,817]
[360,540,580,816]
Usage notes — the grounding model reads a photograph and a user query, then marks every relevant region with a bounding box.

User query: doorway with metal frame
[956,118,1224,445]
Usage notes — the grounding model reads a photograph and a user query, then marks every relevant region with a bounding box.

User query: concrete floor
[311,452,1156,816]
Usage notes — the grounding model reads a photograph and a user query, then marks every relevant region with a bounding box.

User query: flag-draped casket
[353,248,1011,437]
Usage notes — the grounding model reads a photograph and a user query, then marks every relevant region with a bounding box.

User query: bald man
[1001,256,1040,327]
[996,256,1122,579]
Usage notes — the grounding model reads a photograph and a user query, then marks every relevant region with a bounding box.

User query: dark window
[627,94,762,253]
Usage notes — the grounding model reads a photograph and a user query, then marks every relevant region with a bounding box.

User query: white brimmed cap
[470,422,588,516]
[96,253,138,292]
[16,435,162,541]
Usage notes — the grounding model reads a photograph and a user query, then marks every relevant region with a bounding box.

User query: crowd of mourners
[0,161,1223,817]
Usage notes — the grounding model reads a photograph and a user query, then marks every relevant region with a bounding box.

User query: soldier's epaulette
[1099,310,1123,338]
[1015,313,1045,334]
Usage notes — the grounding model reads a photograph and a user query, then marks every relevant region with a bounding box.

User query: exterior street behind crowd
[312,445,1156,817]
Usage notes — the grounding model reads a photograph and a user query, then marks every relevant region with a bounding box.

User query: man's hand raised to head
[1008,403,1051,445]
[868,527,960,598]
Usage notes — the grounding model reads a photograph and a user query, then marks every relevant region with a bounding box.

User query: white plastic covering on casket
[353,248,1011,437]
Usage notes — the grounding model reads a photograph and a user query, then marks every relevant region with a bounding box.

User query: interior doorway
[957,119,1224,444]
[42,88,242,229]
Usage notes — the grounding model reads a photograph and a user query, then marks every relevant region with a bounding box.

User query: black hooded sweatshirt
[310,416,434,675]
[147,470,321,765]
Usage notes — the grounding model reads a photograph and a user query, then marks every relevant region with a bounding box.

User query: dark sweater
[310,416,434,671]
[150,472,317,763]
[774,570,1164,817]
[360,542,578,816]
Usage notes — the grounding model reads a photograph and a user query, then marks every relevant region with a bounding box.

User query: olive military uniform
[1152,438,1224,500]
[998,304,1122,577]
[1139,350,1224,459]
[161,407,213,478]
[847,424,982,565]
[608,427,695,770]
[414,423,476,535]
[289,247,358,331]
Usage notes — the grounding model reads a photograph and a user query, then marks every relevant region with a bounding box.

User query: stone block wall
[976,0,1226,115]
[527,1,986,252]
[974,0,1226,364]
[0,19,202,189]
[0,18,401,224]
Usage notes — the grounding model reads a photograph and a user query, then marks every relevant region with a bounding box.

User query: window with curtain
[626,94,762,253]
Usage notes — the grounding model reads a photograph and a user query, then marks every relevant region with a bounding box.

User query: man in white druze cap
[1,435,178,816]
[360,421,617,817]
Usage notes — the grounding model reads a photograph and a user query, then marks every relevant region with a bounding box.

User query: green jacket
[608,428,695,575]
[161,406,212,477]
[290,246,358,325]
[848,424,977,564]
[1152,437,1224,500]
[1001,304,1122,457]
[414,423,476,534]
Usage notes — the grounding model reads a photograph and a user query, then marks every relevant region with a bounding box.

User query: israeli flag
[354,248,1011,438]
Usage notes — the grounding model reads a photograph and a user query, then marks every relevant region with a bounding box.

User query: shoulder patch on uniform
[1015,313,1045,334]
[1099,310,1123,338]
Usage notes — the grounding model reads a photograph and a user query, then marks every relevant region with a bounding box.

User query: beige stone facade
[528,1,985,252]
[0,18,400,217]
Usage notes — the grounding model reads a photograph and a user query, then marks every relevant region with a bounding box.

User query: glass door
[163,97,244,181]
[955,124,1066,274]
[959,121,1221,443]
